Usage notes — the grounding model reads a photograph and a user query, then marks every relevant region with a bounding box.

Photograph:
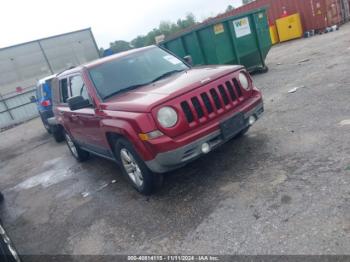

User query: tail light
[41,100,51,107]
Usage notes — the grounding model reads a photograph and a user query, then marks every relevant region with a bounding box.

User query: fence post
[38,40,54,74]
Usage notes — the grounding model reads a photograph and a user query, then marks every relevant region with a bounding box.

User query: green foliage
[102,8,237,54]
[99,47,105,57]
[105,13,197,54]
[131,36,147,48]
[226,5,235,12]
[109,40,132,54]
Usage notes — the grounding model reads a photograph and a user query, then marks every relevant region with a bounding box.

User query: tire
[64,131,90,162]
[52,125,65,143]
[114,138,162,195]
[258,65,269,74]
[235,126,250,138]
[0,192,3,203]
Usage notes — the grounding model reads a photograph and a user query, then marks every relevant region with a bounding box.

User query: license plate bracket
[220,113,245,139]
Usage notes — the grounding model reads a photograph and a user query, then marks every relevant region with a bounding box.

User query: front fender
[100,112,158,161]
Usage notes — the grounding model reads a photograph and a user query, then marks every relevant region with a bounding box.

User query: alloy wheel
[120,148,144,188]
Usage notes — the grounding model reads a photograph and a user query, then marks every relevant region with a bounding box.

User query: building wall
[0,28,100,128]
[0,28,99,96]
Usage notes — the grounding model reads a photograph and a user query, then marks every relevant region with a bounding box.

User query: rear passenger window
[70,75,89,100]
[59,79,69,103]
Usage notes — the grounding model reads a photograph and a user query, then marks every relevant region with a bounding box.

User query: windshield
[88,47,189,100]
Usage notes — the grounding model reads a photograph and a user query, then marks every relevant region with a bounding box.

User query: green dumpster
[160,8,271,72]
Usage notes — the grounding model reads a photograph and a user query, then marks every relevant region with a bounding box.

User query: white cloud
[0,0,242,49]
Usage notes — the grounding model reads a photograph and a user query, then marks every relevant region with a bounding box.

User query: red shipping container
[215,0,343,32]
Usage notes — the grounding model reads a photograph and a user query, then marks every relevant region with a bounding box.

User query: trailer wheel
[258,65,269,73]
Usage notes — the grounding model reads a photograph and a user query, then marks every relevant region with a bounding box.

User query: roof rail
[56,65,76,77]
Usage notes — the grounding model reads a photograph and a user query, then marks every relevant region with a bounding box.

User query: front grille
[181,77,244,124]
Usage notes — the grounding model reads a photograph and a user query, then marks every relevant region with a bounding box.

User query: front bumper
[145,102,264,173]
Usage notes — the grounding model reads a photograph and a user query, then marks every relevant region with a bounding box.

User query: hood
[100,65,242,112]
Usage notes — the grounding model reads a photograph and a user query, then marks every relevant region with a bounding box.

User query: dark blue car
[33,74,56,132]
[31,74,64,142]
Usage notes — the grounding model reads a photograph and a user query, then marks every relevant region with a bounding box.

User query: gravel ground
[0,23,350,256]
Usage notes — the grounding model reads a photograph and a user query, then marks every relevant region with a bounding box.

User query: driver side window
[70,75,89,101]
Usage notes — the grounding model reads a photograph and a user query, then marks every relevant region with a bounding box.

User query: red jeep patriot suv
[52,46,263,195]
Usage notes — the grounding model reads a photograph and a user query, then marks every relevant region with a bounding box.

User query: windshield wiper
[150,69,185,84]
[103,83,149,100]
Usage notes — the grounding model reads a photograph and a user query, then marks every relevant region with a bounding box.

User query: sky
[0,0,242,49]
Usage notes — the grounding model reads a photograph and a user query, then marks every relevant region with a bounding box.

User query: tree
[131,13,197,47]
[99,47,105,57]
[103,12,198,51]
[109,40,132,54]
[131,35,147,48]
[226,5,235,12]
[176,13,196,29]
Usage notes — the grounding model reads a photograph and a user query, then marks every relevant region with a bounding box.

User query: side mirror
[183,55,193,66]
[30,96,37,103]
[67,96,91,111]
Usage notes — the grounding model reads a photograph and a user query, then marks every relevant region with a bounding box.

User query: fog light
[201,142,211,154]
[249,116,257,126]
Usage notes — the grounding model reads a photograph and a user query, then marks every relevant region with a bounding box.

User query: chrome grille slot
[225,81,237,101]
[233,78,243,97]
[210,88,222,109]
[200,93,213,114]
[181,101,194,123]
[218,85,229,105]
[191,97,204,119]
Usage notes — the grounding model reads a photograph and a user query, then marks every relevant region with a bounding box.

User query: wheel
[64,131,90,162]
[258,65,269,73]
[52,125,65,143]
[235,126,250,138]
[0,192,3,203]
[114,138,162,195]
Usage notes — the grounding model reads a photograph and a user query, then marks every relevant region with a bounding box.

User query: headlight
[238,72,250,90]
[157,107,178,128]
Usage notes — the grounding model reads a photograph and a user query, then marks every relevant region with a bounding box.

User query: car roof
[57,45,157,77]
[84,45,156,69]
[38,74,57,84]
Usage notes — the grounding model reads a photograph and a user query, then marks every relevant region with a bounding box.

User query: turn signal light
[139,130,164,141]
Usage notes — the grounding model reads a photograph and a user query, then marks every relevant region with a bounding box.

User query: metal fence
[0,87,37,129]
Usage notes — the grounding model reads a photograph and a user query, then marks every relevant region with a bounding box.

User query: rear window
[36,84,43,99]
